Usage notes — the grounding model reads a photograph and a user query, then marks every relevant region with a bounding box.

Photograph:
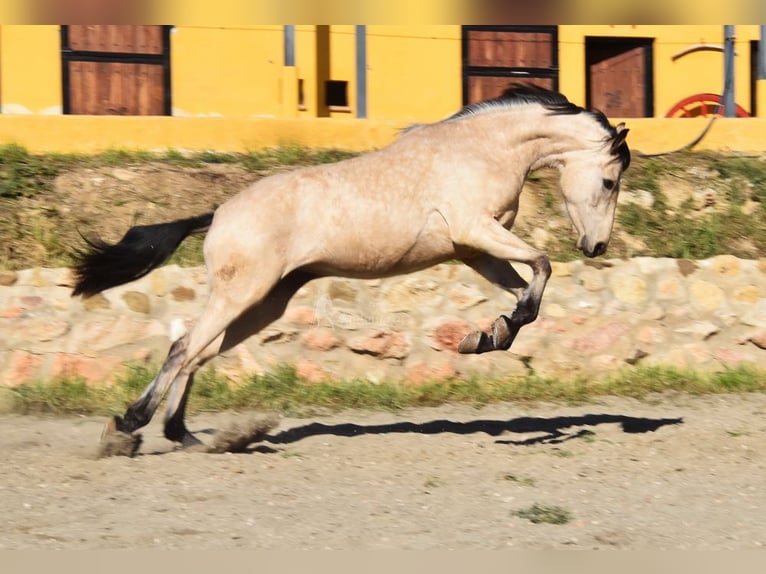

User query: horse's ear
[611,124,629,152]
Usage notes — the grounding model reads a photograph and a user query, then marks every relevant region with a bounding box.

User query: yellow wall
[171,25,284,117]
[0,25,60,114]
[1,25,763,120]
[367,26,461,122]
[3,25,766,153]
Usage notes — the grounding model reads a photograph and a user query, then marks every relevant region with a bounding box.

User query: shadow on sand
[227,413,684,453]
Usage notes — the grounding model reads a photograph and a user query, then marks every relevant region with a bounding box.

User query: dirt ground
[1,392,765,550]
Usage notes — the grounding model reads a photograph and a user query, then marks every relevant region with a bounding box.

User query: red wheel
[665,93,750,118]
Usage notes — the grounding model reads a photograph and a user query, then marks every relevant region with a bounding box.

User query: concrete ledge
[2,115,766,154]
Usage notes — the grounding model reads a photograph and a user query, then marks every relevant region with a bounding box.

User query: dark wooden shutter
[62,25,171,116]
[586,38,653,117]
[462,26,558,104]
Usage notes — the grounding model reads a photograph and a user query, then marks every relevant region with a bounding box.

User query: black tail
[72,212,214,298]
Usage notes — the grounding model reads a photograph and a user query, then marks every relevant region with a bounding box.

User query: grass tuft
[513,503,573,525]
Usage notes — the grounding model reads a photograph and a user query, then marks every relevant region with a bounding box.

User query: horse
[72,84,630,450]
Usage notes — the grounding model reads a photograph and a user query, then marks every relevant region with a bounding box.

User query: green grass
[5,363,766,418]
[0,143,359,200]
[616,152,766,259]
[0,144,63,198]
[513,503,573,525]
[2,145,766,268]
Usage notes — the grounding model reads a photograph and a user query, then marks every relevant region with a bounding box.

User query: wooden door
[587,39,653,117]
[462,26,558,104]
[62,25,170,115]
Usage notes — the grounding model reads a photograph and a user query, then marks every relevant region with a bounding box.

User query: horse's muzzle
[582,241,607,258]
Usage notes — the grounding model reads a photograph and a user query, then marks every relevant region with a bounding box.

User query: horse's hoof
[100,415,122,440]
[458,330,493,354]
[180,432,205,449]
[98,416,143,458]
[491,315,514,350]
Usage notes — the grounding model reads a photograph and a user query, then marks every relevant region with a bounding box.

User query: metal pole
[723,25,736,117]
[760,25,766,80]
[355,25,367,119]
[284,25,295,67]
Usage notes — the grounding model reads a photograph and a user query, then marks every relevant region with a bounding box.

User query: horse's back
[205,143,463,278]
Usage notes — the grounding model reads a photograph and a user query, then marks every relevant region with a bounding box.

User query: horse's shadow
[221,413,683,454]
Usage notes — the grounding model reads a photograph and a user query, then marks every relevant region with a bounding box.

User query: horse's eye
[603,178,616,191]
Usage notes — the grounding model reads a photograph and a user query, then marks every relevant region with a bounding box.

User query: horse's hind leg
[109,267,284,440]
[161,270,316,446]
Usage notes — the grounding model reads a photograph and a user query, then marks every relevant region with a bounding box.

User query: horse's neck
[475,108,598,171]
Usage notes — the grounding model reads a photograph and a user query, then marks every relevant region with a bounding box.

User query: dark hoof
[180,432,204,449]
[98,416,142,458]
[458,330,494,354]
[491,315,520,351]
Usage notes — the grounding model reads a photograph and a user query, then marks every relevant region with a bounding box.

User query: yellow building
[0,24,765,153]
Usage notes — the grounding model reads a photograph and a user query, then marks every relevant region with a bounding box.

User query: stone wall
[1,255,764,387]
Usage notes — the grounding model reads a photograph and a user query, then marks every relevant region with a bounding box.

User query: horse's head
[558,122,630,258]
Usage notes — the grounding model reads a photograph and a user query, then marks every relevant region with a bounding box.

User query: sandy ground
[1,393,765,550]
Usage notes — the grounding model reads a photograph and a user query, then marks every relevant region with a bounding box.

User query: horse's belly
[306,212,457,278]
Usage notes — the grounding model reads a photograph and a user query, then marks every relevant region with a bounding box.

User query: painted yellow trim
[0,116,403,153]
[2,115,766,155]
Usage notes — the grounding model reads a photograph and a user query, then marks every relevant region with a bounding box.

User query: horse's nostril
[594,242,606,256]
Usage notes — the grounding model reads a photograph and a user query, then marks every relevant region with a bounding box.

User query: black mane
[448,83,630,170]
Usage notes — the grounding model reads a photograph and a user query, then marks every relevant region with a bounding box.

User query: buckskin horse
[72,84,630,450]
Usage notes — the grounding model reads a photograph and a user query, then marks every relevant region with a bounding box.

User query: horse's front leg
[456,222,551,354]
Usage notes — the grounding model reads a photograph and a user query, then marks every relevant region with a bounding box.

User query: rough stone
[0,271,18,286]
[551,261,572,278]
[348,330,410,360]
[301,328,342,352]
[677,259,698,277]
[122,291,151,314]
[674,321,720,340]
[20,296,44,309]
[656,277,685,301]
[447,283,487,309]
[77,317,166,353]
[543,303,567,319]
[689,280,725,313]
[82,293,111,311]
[635,325,666,346]
[49,353,122,384]
[10,320,70,343]
[427,319,472,352]
[295,358,331,383]
[579,268,606,291]
[733,285,759,304]
[609,274,648,306]
[1,351,45,387]
[571,322,630,355]
[150,270,167,297]
[327,280,358,303]
[709,254,741,277]
[0,257,763,386]
[406,360,459,384]
[171,286,196,302]
[284,305,318,327]
[0,306,24,319]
